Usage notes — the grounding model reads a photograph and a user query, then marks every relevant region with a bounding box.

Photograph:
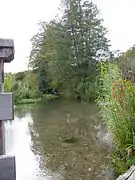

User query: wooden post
[0,60,5,155]
[0,121,3,154]
[0,122,5,155]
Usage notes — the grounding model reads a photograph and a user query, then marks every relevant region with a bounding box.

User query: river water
[4,99,114,180]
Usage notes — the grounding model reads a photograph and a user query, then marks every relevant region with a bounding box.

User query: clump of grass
[15,98,42,105]
[97,62,135,174]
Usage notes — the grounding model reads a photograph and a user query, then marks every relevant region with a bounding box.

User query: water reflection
[30,99,114,180]
[5,107,52,180]
[4,99,114,180]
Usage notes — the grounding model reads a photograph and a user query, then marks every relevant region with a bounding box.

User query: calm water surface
[4,99,114,180]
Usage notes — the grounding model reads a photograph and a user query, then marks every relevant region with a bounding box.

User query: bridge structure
[0,38,16,180]
[117,166,135,180]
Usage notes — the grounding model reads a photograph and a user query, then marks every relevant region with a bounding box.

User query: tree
[15,72,25,81]
[29,0,110,101]
[115,45,135,82]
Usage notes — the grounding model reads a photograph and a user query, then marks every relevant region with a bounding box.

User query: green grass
[15,94,58,105]
[16,98,41,105]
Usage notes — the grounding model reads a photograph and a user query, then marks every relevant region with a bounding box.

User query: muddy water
[4,99,114,180]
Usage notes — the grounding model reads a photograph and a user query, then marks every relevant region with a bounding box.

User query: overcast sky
[1,0,135,73]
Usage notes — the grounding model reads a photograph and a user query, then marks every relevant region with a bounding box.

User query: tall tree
[29,0,110,101]
[58,0,110,99]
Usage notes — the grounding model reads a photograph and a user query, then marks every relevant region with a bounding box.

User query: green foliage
[16,98,41,105]
[75,79,98,102]
[15,72,25,81]
[29,0,110,102]
[97,62,135,174]
[4,71,41,104]
[114,44,135,83]
[111,150,128,175]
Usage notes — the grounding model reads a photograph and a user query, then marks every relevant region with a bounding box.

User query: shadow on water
[5,99,115,180]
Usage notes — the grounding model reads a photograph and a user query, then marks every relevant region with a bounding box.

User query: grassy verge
[97,62,135,175]
[15,94,58,105]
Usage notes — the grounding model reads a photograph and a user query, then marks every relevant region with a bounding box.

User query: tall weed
[97,62,135,174]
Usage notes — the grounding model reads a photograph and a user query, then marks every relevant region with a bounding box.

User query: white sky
[1,0,135,73]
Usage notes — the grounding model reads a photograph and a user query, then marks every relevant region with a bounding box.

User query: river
[4,99,114,180]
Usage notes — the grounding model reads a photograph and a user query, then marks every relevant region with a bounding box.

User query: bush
[75,79,97,102]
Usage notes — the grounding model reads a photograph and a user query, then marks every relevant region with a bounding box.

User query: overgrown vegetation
[29,0,111,102]
[5,0,112,104]
[4,71,56,104]
[98,62,135,175]
[4,0,135,176]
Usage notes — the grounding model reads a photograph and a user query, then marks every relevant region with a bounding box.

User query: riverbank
[98,63,135,176]
[15,94,58,105]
